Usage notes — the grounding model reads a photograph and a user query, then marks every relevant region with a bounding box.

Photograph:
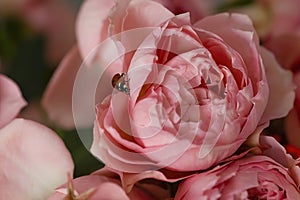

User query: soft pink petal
[42,46,81,130]
[76,0,115,60]
[109,0,174,35]
[259,47,295,123]
[0,118,74,200]
[194,13,261,80]
[122,0,174,31]
[0,75,26,128]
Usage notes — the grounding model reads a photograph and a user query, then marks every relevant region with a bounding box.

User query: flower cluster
[1,0,300,199]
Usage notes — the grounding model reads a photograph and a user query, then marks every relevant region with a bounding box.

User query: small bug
[111,72,130,95]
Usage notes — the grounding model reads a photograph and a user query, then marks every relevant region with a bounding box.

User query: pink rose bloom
[174,155,300,199]
[0,118,74,200]
[48,168,171,200]
[88,1,294,174]
[43,0,294,176]
[0,74,26,128]
[175,135,300,199]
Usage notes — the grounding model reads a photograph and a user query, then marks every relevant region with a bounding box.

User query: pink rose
[88,1,294,174]
[48,168,170,200]
[43,0,294,177]
[174,155,300,199]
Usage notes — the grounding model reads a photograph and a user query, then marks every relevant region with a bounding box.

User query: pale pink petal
[109,0,174,35]
[121,0,174,31]
[0,118,74,200]
[259,47,295,123]
[42,46,81,130]
[0,75,26,128]
[76,0,115,60]
[194,13,261,79]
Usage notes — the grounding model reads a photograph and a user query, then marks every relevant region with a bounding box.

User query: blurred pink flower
[22,0,76,65]
[0,118,74,200]
[0,74,26,128]
[0,0,76,65]
[174,136,300,199]
[48,168,171,200]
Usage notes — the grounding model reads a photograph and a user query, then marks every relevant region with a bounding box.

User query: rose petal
[194,13,261,81]
[109,0,174,35]
[0,75,26,128]
[76,0,115,61]
[0,118,74,200]
[42,46,82,130]
[259,47,295,123]
[123,0,174,30]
